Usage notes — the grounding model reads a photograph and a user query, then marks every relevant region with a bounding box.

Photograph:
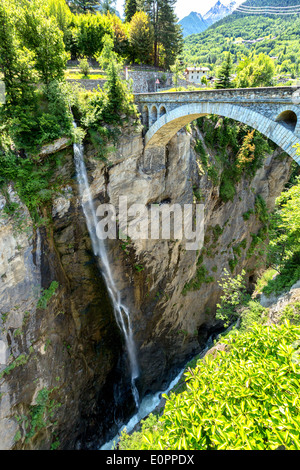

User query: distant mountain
[178,12,208,38]
[178,1,238,38]
[204,1,237,26]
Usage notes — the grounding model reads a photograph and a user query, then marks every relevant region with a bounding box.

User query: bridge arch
[144,102,300,162]
[150,105,158,126]
[159,105,167,118]
[275,109,297,132]
[142,105,149,129]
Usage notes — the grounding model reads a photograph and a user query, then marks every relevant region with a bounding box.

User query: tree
[99,0,117,15]
[67,0,101,13]
[48,0,72,33]
[101,57,135,123]
[16,2,68,85]
[129,11,153,65]
[170,58,183,87]
[215,52,233,89]
[235,53,275,88]
[75,12,114,58]
[142,0,183,68]
[125,0,138,22]
[108,13,130,58]
[0,1,37,110]
[97,33,118,69]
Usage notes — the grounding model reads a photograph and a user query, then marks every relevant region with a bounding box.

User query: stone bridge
[134,86,300,164]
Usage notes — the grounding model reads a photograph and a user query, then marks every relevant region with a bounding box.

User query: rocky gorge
[0,117,293,450]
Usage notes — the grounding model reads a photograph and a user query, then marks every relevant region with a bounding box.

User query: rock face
[0,119,293,449]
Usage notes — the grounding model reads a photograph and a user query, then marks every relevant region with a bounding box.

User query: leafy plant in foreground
[119,322,300,450]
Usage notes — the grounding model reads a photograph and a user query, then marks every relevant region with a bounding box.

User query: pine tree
[67,0,101,13]
[141,0,182,68]
[215,52,233,89]
[125,0,138,22]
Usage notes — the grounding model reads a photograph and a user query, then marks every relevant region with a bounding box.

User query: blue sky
[115,0,241,21]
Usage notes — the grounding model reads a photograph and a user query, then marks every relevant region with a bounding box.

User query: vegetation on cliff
[0,0,138,223]
[119,150,300,451]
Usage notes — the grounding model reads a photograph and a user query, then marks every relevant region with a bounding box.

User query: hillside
[183,0,300,75]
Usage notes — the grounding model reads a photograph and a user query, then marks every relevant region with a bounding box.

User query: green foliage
[129,11,154,65]
[0,1,37,110]
[37,281,59,309]
[194,139,206,162]
[170,58,184,86]
[0,353,30,379]
[97,33,118,70]
[279,302,300,326]
[17,1,68,85]
[228,256,238,273]
[183,4,300,79]
[255,194,269,224]
[7,81,74,154]
[212,224,224,241]
[207,166,219,186]
[143,0,183,68]
[68,0,102,14]
[182,258,214,295]
[215,52,233,89]
[78,57,137,131]
[119,322,300,450]
[216,268,247,326]
[263,255,300,296]
[197,116,270,203]
[219,170,236,202]
[264,176,300,294]
[125,0,138,23]
[239,300,268,332]
[243,209,254,221]
[20,386,62,443]
[78,58,90,77]
[48,0,73,34]
[0,146,68,222]
[119,414,161,450]
[0,2,75,154]
[74,12,114,58]
[235,53,275,88]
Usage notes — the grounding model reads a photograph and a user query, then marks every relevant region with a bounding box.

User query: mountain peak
[203,0,237,24]
[179,0,238,38]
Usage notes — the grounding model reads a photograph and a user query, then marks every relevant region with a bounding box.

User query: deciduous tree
[129,11,153,64]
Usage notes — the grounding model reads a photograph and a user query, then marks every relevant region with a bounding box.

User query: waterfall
[73,128,139,408]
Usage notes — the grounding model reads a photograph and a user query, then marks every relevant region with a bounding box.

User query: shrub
[78,58,90,77]
[216,268,247,326]
[119,322,300,450]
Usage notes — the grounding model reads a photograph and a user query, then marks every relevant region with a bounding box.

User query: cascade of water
[73,129,139,408]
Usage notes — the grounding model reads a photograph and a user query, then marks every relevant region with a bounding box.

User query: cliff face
[0,120,293,449]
